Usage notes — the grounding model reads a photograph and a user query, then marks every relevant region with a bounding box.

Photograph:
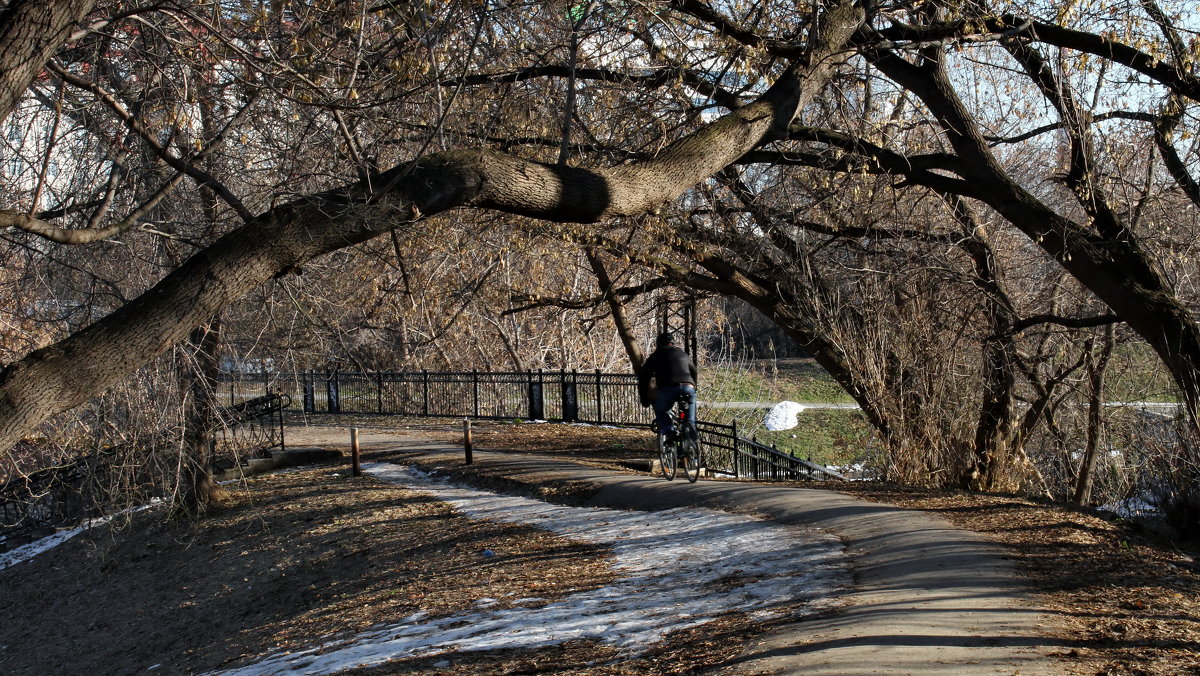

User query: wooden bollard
[463,418,473,465]
[350,427,361,476]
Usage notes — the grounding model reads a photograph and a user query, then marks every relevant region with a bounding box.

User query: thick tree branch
[48,61,254,223]
[740,124,977,197]
[1154,96,1200,209]
[868,43,1200,422]
[1005,313,1123,336]
[0,0,98,123]
[866,16,1200,102]
[0,2,866,452]
[667,0,806,58]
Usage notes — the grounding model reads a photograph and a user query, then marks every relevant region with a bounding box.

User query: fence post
[731,420,738,478]
[724,420,734,477]
[595,369,603,424]
[376,373,383,414]
[277,400,287,453]
[528,370,544,420]
[302,372,315,413]
[472,369,480,418]
[562,369,579,422]
[350,427,361,476]
[422,370,430,416]
[326,372,340,413]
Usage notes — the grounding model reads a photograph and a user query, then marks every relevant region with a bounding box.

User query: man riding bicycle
[638,332,698,441]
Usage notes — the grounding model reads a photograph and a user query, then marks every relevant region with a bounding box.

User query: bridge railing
[224,370,844,482]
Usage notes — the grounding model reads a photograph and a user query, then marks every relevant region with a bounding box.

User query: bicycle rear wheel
[681,432,701,483]
[658,433,677,480]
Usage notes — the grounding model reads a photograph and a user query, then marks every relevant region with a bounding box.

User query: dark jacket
[638,345,698,393]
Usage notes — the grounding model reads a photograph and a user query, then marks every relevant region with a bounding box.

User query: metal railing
[224,370,845,482]
[1,394,290,544]
[0,453,100,545]
[219,369,647,425]
[214,393,289,468]
[698,420,848,481]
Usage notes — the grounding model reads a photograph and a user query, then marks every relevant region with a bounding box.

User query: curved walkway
[289,429,1064,675]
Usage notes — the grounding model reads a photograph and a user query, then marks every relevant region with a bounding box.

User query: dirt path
[289,427,1062,674]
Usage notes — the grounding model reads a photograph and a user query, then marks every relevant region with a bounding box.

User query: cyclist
[638,331,698,441]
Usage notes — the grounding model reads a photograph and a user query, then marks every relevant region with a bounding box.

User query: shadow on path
[287,429,1068,675]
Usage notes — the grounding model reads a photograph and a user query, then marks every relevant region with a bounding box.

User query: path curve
[288,428,1065,675]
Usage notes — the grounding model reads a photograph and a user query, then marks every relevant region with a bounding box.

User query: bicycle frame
[657,390,700,482]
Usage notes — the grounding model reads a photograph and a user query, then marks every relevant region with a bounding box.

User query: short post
[463,418,473,465]
[350,427,361,476]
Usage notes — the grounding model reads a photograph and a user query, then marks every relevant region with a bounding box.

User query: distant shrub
[1140,419,1200,541]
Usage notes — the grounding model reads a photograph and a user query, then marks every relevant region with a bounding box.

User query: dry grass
[2,419,1197,675]
[831,483,1200,675]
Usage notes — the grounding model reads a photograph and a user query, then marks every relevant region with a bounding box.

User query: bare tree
[4,0,1200,508]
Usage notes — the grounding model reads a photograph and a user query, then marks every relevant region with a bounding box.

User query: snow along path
[213,461,848,675]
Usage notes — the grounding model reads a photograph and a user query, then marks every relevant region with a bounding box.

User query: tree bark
[953,202,1020,490]
[869,48,1200,428]
[584,248,645,372]
[0,0,97,123]
[176,318,224,517]
[1073,325,1116,505]
[0,2,865,454]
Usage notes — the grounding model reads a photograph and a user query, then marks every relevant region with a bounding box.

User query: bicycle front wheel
[658,433,677,480]
[681,434,701,483]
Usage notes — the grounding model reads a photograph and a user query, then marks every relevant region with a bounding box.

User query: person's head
[656,332,675,348]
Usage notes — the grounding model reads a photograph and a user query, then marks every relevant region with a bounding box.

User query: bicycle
[656,391,701,483]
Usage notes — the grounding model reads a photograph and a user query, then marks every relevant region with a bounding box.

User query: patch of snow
[763,401,807,431]
[1101,494,1161,518]
[213,462,847,674]
[0,501,161,571]
[0,527,87,571]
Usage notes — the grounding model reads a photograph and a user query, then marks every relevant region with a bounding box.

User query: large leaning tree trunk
[0,3,865,454]
[0,0,97,122]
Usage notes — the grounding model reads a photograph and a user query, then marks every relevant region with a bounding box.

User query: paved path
[286,428,1064,675]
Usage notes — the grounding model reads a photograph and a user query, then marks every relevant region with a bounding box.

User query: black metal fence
[223,370,845,482]
[697,420,847,481]
[1,394,290,546]
[213,393,289,469]
[238,370,649,426]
